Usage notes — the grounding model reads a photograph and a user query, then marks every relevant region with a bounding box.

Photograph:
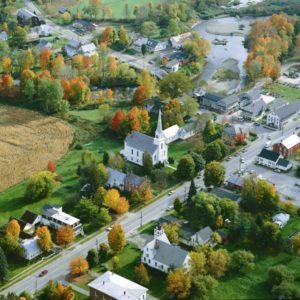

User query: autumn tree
[22,49,35,70]
[56,225,75,246]
[36,226,53,252]
[5,220,20,240]
[1,56,11,74]
[51,54,65,77]
[39,48,52,70]
[206,248,230,278]
[26,171,56,200]
[107,56,117,77]
[108,224,126,253]
[101,26,115,45]
[184,32,211,62]
[70,256,89,276]
[163,222,179,244]
[2,74,13,89]
[166,269,191,300]
[118,26,130,48]
[135,263,151,286]
[47,161,56,173]
[132,86,147,106]
[138,70,156,99]
[204,161,225,187]
[104,188,129,214]
[189,251,206,277]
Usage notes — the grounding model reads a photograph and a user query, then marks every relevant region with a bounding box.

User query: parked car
[106,226,112,231]
[39,270,48,277]
[294,183,300,187]
[168,190,174,196]
[274,169,281,173]
[267,135,272,140]
[166,205,174,211]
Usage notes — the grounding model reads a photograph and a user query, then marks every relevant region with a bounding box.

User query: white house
[132,37,148,52]
[272,213,290,228]
[65,39,82,57]
[121,110,168,166]
[141,225,190,273]
[38,24,52,36]
[165,59,180,73]
[41,205,84,236]
[266,100,300,128]
[169,32,192,49]
[162,124,180,144]
[21,237,42,260]
[146,39,167,53]
[88,271,148,300]
[79,42,97,57]
[256,148,292,171]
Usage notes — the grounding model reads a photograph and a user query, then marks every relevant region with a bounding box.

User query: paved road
[2,118,299,295]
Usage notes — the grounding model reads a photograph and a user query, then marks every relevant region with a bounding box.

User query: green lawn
[265,83,300,103]
[0,134,123,226]
[169,135,201,162]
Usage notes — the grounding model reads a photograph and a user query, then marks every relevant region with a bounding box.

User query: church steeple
[155,110,164,139]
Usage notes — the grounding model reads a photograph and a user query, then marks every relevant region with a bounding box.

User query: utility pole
[96,238,99,250]
[140,211,143,228]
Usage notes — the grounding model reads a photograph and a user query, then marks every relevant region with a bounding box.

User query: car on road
[106,226,112,231]
[295,183,300,187]
[254,122,260,126]
[168,190,174,196]
[267,135,272,140]
[166,205,174,211]
[197,175,201,179]
[274,169,281,173]
[39,270,48,277]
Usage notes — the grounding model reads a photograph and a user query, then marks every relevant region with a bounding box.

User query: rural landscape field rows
[0,105,74,191]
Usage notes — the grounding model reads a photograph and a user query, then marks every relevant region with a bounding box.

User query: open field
[0,105,74,192]
[265,83,300,103]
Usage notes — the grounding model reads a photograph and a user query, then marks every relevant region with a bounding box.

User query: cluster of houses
[88,220,214,300]
[196,88,300,129]
[13,205,83,261]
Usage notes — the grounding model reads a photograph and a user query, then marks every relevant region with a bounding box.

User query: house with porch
[256,148,292,171]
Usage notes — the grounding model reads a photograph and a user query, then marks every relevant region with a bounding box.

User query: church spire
[156,109,163,136]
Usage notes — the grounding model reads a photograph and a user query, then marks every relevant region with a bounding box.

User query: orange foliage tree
[104,188,129,214]
[47,160,56,173]
[39,48,52,70]
[2,74,13,89]
[1,56,11,74]
[36,226,53,252]
[56,225,75,246]
[132,85,147,106]
[107,224,126,253]
[100,26,115,45]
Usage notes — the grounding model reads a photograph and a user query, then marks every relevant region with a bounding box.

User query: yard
[265,83,300,103]
[91,243,167,299]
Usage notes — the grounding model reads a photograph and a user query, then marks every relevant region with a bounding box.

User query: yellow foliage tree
[166,269,191,300]
[6,219,20,240]
[108,224,126,253]
[36,226,53,252]
[70,256,89,276]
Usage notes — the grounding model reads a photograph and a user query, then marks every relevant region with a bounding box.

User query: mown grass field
[265,83,300,103]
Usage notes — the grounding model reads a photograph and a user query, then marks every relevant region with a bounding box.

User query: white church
[120,110,199,166]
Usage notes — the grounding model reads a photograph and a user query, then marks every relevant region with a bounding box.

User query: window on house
[161,144,163,149]
[148,259,151,263]
[144,257,146,262]
[131,149,133,155]
[137,151,139,157]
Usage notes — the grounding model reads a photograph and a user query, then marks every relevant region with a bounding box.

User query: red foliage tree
[47,161,56,173]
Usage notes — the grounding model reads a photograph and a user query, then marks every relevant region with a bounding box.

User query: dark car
[39,270,48,277]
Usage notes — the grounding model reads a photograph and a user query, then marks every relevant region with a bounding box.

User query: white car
[166,205,174,211]
[274,169,281,173]
[106,226,112,231]
[168,190,174,196]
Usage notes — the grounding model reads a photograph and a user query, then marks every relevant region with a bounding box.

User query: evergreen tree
[0,246,8,283]
[188,179,197,201]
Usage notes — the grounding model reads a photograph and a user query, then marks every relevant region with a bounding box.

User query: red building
[273,134,300,157]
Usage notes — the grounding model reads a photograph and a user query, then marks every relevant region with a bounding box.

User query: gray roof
[154,240,189,268]
[166,59,179,68]
[277,158,290,168]
[179,226,213,245]
[241,99,266,117]
[227,174,244,187]
[67,39,81,49]
[107,167,126,187]
[210,187,240,201]
[223,124,245,137]
[203,92,223,103]
[17,8,36,19]
[240,89,261,102]
[125,131,158,155]
[218,94,239,108]
[273,100,300,121]
[258,148,280,162]
[125,173,145,186]
[147,39,159,48]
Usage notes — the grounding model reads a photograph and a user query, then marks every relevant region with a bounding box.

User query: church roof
[163,125,179,139]
[124,131,158,155]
